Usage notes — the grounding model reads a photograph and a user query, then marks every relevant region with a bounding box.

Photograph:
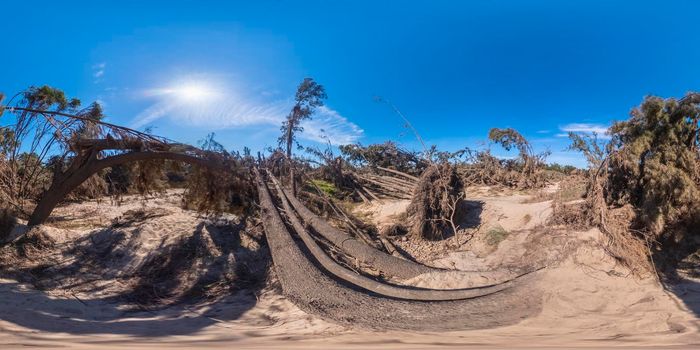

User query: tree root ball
[406,163,465,240]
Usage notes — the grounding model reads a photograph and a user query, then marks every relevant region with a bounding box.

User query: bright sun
[172,83,215,102]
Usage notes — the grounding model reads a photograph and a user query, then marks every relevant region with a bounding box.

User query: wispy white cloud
[557,123,610,138]
[92,62,106,79]
[559,123,608,134]
[130,82,363,145]
[301,106,364,145]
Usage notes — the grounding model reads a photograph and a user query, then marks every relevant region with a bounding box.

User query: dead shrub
[484,225,510,246]
[455,128,549,190]
[183,156,256,215]
[66,173,109,201]
[131,159,168,196]
[339,141,428,176]
[549,200,590,229]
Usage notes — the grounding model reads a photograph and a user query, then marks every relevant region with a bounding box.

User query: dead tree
[0,86,231,227]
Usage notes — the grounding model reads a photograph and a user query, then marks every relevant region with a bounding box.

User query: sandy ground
[1,190,699,349]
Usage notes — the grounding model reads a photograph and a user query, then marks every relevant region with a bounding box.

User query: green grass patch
[484,225,510,246]
[309,179,338,197]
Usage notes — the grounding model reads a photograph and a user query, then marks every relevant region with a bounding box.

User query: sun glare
[171,82,216,103]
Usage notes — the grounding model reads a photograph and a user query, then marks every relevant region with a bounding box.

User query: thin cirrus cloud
[92,62,106,79]
[556,123,610,138]
[302,105,364,145]
[130,83,364,145]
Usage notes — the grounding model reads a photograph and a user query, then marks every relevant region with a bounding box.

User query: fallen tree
[0,86,245,228]
[29,138,228,226]
[255,168,543,330]
[281,177,433,279]
[267,171,515,301]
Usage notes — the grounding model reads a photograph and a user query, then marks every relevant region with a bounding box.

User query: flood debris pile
[455,128,550,190]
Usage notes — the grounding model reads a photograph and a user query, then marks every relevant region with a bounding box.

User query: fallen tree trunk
[358,175,412,195]
[269,173,515,301]
[360,185,381,201]
[255,169,543,330]
[281,181,434,279]
[375,166,419,181]
[365,173,417,188]
[355,189,370,204]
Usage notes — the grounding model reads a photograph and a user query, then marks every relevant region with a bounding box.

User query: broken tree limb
[360,185,381,201]
[358,175,410,194]
[378,236,401,258]
[355,189,370,204]
[375,166,419,181]
[365,173,417,188]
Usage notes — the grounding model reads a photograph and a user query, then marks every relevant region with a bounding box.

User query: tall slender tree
[279,78,326,194]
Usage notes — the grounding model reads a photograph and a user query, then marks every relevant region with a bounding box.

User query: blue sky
[2,0,700,167]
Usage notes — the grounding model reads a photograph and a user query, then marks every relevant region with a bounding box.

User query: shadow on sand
[0,216,271,337]
[654,233,700,319]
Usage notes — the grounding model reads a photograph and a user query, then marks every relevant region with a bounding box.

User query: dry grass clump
[406,163,465,240]
[549,200,590,229]
[484,225,510,247]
